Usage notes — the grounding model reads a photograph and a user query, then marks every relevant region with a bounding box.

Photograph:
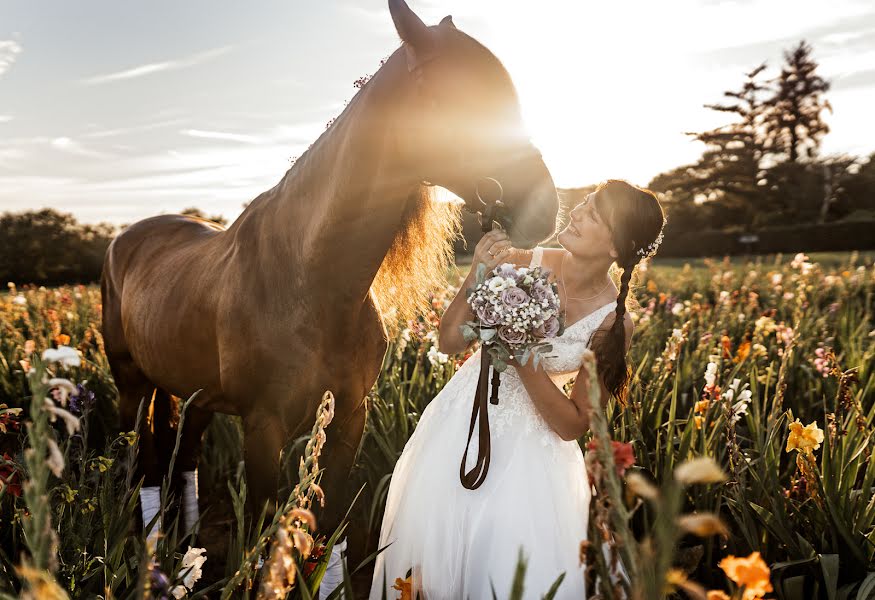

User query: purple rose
[501,287,529,307]
[476,303,502,326]
[530,281,552,302]
[533,316,561,338]
[495,263,517,279]
[498,325,527,346]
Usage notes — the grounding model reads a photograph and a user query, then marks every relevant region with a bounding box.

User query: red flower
[586,439,636,477]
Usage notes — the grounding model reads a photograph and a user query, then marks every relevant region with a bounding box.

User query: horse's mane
[370,185,462,337]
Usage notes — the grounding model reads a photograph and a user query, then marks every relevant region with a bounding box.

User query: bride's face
[556,193,617,260]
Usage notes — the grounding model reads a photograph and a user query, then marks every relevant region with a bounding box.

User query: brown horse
[100,0,559,550]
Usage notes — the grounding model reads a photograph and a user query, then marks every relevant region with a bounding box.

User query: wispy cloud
[180,129,262,144]
[50,137,114,159]
[80,45,234,85]
[0,39,22,78]
[0,115,13,123]
[82,117,188,139]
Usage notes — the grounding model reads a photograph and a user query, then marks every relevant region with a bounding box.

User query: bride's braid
[589,180,665,406]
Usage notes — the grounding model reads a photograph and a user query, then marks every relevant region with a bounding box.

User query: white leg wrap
[182,470,200,536]
[140,486,162,548]
[319,537,348,600]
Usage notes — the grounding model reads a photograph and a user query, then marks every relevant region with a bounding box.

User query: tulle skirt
[368,356,591,600]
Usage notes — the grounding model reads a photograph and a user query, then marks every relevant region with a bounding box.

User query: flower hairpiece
[635,216,667,259]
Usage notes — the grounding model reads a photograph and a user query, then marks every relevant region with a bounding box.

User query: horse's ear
[440,15,456,29]
[388,0,431,50]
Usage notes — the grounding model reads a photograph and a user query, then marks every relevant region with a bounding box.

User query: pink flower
[501,287,529,307]
[533,316,561,338]
[498,325,526,346]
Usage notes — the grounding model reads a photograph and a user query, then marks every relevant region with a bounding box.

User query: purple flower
[148,561,171,599]
[534,316,561,338]
[69,383,96,415]
[495,263,517,279]
[501,287,529,307]
[498,325,527,346]
[530,281,552,303]
[476,304,502,326]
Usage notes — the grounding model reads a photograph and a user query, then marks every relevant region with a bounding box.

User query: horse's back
[103,214,224,288]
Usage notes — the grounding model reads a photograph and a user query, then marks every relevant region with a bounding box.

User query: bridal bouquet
[461,261,564,372]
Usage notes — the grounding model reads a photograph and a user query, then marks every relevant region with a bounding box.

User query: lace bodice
[435,247,616,451]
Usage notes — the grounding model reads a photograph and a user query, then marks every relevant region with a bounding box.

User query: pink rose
[498,325,526,346]
[501,287,529,307]
[476,304,502,326]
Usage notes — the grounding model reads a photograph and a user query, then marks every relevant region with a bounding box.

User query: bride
[368,179,665,599]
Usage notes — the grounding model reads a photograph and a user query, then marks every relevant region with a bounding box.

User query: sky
[0,0,873,225]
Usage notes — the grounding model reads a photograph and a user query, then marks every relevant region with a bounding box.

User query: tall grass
[0,251,872,598]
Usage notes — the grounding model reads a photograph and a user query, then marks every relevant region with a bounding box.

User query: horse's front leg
[242,409,289,519]
[311,385,369,600]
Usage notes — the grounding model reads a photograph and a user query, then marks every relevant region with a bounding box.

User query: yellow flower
[718,551,773,600]
[694,415,704,430]
[695,399,710,414]
[786,419,824,454]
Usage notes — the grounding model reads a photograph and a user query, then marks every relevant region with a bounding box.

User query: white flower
[12,294,26,305]
[178,547,207,592]
[41,346,81,368]
[427,346,449,366]
[424,330,437,342]
[487,277,509,293]
[171,585,187,599]
[771,273,783,286]
[703,362,718,388]
[44,398,81,435]
[46,438,65,477]
[671,303,684,316]
[48,378,78,407]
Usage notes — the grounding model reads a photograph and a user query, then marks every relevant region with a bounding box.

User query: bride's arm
[513,313,633,441]
[437,231,528,354]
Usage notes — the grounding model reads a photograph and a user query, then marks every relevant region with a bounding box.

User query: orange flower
[694,415,704,430]
[718,551,772,599]
[393,575,412,600]
[707,591,731,600]
[734,341,751,364]
[695,399,710,414]
[721,335,732,359]
[647,280,658,293]
[55,334,71,346]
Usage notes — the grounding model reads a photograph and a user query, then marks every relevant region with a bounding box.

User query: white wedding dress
[369,247,615,600]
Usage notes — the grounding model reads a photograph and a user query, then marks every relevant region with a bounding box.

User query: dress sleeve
[529,246,543,269]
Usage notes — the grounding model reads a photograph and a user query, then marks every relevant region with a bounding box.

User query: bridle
[402,43,524,236]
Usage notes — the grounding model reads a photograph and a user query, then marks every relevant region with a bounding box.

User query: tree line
[647,40,874,235]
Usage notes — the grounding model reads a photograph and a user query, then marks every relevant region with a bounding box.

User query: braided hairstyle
[589,179,665,406]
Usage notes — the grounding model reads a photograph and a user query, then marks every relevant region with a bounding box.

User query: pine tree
[684,63,769,221]
[761,40,831,163]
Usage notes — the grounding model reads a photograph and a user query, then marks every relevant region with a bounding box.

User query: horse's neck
[229,52,418,302]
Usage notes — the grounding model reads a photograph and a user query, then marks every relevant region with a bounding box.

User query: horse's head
[388,0,559,249]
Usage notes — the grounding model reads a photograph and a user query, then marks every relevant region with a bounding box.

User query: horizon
[1,0,873,226]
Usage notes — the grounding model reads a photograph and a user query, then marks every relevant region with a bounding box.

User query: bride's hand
[473,230,514,272]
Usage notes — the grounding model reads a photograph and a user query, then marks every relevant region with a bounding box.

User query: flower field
[0,251,872,599]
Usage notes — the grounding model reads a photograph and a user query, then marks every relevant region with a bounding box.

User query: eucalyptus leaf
[461,324,478,342]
